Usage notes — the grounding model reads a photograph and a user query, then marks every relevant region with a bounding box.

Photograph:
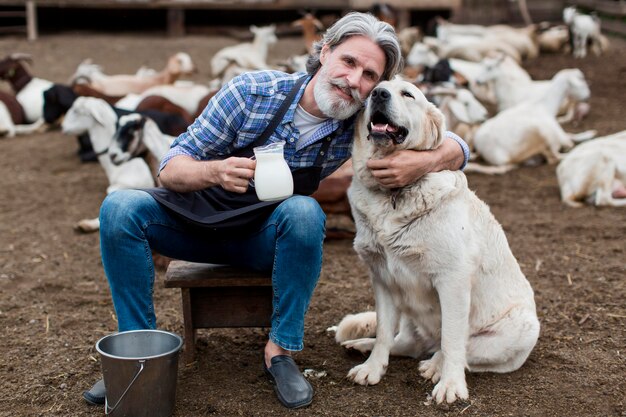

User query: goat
[292,12,324,55]
[369,3,398,29]
[210,25,278,80]
[62,97,155,232]
[434,18,539,60]
[556,131,626,207]
[425,86,488,150]
[397,26,422,57]
[0,53,53,124]
[404,43,496,105]
[0,90,44,137]
[563,6,608,58]
[465,68,596,174]
[70,52,196,97]
[537,24,570,53]
[475,54,589,122]
[114,82,213,119]
[108,113,175,173]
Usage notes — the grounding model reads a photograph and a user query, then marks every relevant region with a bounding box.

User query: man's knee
[276,196,326,238]
[100,190,154,234]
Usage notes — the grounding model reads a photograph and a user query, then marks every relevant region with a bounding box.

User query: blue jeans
[99,189,326,351]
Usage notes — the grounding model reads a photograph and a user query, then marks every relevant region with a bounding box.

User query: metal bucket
[96,330,183,417]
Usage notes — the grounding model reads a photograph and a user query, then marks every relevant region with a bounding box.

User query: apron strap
[251,75,308,149]
[313,121,346,166]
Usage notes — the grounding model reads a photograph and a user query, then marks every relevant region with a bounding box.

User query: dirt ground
[0,28,625,417]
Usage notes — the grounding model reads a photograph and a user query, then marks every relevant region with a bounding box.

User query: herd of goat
[0,6,625,235]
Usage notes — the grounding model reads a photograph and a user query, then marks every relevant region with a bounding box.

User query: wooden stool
[164,260,272,364]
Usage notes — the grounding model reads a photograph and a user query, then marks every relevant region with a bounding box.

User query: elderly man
[84,12,469,409]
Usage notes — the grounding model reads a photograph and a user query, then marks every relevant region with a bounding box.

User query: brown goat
[0,91,26,124]
[136,95,194,126]
[292,13,325,54]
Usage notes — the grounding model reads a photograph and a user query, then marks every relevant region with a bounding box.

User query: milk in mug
[252,142,294,201]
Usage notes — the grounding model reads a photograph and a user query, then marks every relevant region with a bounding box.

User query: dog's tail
[334,311,377,344]
[463,162,517,175]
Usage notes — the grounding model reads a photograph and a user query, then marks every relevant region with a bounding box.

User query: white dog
[336,79,540,404]
[556,130,626,207]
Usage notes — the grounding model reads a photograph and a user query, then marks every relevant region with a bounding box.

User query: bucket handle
[105,360,145,415]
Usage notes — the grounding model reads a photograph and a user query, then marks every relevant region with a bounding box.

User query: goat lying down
[0,53,53,125]
[466,68,596,174]
[62,97,155,232]
[0,91,44,137]
[70,52,196,97]
[557,131,626,207]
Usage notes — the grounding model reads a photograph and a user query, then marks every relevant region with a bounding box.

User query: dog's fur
[336,79,539,404]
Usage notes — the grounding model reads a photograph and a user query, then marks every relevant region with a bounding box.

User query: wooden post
[167,8,185,37]
[26,0,37,41]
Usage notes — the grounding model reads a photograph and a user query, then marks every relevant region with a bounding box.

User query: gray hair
[306,12,403,81]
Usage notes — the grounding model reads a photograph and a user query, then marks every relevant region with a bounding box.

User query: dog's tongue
[370,122,398,133]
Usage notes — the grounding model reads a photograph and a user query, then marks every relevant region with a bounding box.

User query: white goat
[563,6,607,58]
[114,81,212,117]
[109,113,175,166]
[428,35,522,64]
[475,54,589,122]
[537,24,570,53]
[404,43,496,105]
[210,25,278,80]
[557,131,626,207]
[427,86,488,150]
[466,68,596,174]
[62,97,154,232]
[436,19,539,61]
[70,52,196,97]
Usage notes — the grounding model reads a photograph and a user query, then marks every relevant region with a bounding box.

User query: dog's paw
[419,351,443,383]
[346,362,386,386]
[341,337,376,354]
[431,377,469,404]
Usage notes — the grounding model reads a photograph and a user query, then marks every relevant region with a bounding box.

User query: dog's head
[357,79,445,154]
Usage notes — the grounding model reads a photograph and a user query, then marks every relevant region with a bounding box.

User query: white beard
[313,67,364,120]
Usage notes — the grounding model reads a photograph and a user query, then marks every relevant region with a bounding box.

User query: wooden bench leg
[181,288,196,364]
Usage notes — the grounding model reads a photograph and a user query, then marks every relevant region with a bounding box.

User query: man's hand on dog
[367,149,437,188]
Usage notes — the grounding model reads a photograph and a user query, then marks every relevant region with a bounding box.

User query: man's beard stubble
[313,67,364,120]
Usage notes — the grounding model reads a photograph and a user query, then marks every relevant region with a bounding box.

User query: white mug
[251,142,294,201]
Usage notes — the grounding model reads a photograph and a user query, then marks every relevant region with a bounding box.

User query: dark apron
[144,76,344,235]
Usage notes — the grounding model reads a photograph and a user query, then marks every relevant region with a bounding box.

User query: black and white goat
[62,97,155,232]
[108,113,175,177]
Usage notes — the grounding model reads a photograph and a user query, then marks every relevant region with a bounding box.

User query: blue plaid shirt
[160,70,469,179]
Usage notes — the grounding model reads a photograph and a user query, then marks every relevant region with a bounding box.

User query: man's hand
[367,149,436,188]
[214,157,256,193]
[366,136,465,189]
[159,155,256,193]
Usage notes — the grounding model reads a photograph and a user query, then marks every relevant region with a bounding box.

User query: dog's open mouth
[367,111,408,144]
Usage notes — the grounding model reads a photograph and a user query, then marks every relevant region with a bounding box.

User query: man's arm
[365,132,469,189]
[159,155,256,193]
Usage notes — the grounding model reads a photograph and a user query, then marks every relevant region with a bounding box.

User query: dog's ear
[423,103,446,150]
